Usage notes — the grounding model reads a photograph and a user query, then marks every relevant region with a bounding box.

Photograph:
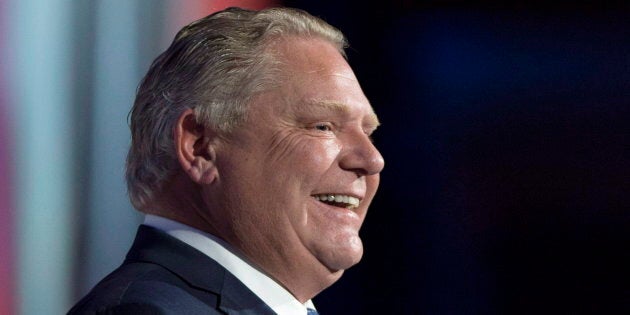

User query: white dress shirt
[143,214,316,315]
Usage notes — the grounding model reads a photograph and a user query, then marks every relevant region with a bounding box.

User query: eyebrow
[302,99,381,128]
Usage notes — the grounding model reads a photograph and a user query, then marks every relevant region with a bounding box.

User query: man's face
[209,37,384,277]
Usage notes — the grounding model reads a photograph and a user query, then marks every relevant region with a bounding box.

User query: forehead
[269,37,376,119]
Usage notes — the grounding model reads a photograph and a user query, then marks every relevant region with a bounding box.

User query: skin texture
[170,36,384,302]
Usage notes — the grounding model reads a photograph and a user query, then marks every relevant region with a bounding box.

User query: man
[69,6,384,315]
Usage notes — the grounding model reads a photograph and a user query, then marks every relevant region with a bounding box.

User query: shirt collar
[143,214,316,315]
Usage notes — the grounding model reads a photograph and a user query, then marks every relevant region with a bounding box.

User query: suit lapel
[218,272,276,315]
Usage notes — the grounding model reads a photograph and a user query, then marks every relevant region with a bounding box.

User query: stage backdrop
[1,1,627,314]
[0,1,275,314]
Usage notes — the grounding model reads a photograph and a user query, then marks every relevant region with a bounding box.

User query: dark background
[284,1,629,314]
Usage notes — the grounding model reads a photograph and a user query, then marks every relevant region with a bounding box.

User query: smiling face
[204,36,384,297]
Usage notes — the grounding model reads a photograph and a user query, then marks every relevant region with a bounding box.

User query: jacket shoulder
[68,261,221,315]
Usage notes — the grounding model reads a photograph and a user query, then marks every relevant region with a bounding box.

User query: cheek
[301,139,340,170]
[264,135,341,175]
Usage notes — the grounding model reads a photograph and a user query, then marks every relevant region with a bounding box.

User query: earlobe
[174,109,218,185]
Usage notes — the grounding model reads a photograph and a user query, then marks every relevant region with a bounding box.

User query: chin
[317,236,364,271]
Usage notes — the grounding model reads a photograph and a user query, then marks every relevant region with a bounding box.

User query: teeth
[313,194,360,209]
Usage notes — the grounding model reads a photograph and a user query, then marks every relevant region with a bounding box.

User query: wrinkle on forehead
[275,37,350,71]
[305,67,355,77]
[300,52,357,76]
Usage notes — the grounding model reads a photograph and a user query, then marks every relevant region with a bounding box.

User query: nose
[339,131,385,176]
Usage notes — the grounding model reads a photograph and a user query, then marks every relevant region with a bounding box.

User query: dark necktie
[307,308,319,315]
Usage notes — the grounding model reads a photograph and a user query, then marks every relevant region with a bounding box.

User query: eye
[314,123,333,132]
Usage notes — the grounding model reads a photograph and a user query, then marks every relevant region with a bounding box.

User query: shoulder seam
[116,263,160,305]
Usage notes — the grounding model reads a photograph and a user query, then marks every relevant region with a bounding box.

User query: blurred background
[0,0,627,314]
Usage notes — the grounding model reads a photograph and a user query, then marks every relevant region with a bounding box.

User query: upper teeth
[313,194,360,209]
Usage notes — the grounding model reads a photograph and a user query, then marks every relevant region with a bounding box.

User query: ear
[174,109,218,185]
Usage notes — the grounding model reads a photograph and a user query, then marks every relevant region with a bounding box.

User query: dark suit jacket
[68,225,276,315]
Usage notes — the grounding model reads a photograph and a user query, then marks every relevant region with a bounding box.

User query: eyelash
[313,123,333,132]
[310,123,377,141]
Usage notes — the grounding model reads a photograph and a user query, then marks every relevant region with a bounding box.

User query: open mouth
[313,194,360,209]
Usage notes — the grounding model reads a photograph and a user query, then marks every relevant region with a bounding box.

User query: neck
[141,174,219,234]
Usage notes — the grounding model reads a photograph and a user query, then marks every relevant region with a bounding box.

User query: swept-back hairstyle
[126,7,347,210]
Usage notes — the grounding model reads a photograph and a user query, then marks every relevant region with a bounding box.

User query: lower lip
[311,198,361,222]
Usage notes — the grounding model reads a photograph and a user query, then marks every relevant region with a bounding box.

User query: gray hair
[126,7,347,210]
